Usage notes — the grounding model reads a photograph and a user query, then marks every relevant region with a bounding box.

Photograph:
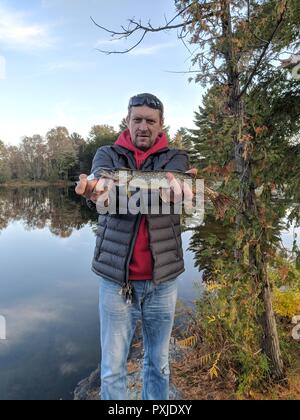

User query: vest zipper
[121,150,169,301]
[122,212,142,304]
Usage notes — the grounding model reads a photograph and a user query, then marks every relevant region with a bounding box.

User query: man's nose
[139,119,148,130]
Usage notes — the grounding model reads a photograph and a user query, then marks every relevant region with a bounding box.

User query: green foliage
[273,288,300,318]
[182,0,300,386]
[0,124,119,182]
[194,261,271,394]
[81,125,117,174]
[169,127,198,163]
[88,125,116,147]
[46,127,77,180]
[118,118,128,133]
[189,86,236,175]
[193,251,300,394]
[267,256,300,318]
[0,140,11,183]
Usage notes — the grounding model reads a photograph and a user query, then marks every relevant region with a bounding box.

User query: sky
[0,0,205,145]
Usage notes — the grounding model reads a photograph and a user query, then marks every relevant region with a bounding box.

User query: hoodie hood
[115,128,168,169]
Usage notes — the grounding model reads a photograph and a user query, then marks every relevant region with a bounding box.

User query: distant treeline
[0,121,196,183]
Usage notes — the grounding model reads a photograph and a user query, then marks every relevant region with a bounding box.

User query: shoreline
[0,180,75,188]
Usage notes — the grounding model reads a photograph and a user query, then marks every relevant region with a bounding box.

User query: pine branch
[238,3,288,99]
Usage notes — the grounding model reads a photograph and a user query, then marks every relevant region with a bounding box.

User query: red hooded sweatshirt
[115,129,168,280]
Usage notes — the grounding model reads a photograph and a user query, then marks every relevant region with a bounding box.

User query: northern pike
[89,168,194,189]
[87,168,233,219]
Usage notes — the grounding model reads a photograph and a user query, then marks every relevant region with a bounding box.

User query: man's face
[127,105,163,151]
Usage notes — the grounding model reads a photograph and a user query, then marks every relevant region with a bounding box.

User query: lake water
[1,186,298,400]
[0,186,203,400]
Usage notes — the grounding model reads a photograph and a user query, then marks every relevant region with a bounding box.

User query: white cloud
[74,41,86,48]
[41,0,57,6]
[41,0,76,8]
[0,314,6,340]
[0,55,6,79]
[129,42,176,56]
[60,362,79,376]
[0,3,57,51]
[45,60,95,72]
[94,38,123,48]
[1,299,62,346]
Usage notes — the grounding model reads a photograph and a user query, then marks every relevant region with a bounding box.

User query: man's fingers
[166,172,182,192]
[186,168,198,177]
[165,172,175,182]
[166,172,183,202]
[164,171,194,203]
[95,178,114,193]
[182,182,194,201]
[75,174,97,197]
[75,175,88,195]
[91,190,110,208]
[94,178,106,193]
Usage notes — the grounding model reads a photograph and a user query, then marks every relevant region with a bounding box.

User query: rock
[74,368,100,401]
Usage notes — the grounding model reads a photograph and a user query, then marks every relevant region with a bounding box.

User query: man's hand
[75,174,114,204]
[75,174,97,199]
[161,168,197,204]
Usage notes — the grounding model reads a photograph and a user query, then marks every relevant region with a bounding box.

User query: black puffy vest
[90,145,189,287]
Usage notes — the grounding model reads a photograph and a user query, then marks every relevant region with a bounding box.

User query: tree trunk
[262,283,286,380]
[220,0,285,381]
[253,243,286,380]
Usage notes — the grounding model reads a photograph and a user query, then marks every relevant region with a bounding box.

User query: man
[75,93,193,400]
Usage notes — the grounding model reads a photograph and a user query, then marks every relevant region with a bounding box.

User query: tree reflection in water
[186,211,233,282]
[0,186,98,237]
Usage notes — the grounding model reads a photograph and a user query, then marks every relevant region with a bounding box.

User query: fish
[87,168,234,220]
[89,168,193,189]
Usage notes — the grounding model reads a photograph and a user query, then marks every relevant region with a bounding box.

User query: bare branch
[164,13,168,26]
[90,16,126,36]
[123,18,195,33]
[164,65,226,85]
[163,70,204,74]
[96,31,148,55]
[90,1,216,55]
[178,31,193,55]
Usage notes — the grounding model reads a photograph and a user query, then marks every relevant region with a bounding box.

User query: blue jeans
[98,277,178,400]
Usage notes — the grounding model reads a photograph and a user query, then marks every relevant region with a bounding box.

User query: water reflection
[1,187,295,400]
[0,186,98,236]
[0,186,202,400]
[0,186,101,400]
